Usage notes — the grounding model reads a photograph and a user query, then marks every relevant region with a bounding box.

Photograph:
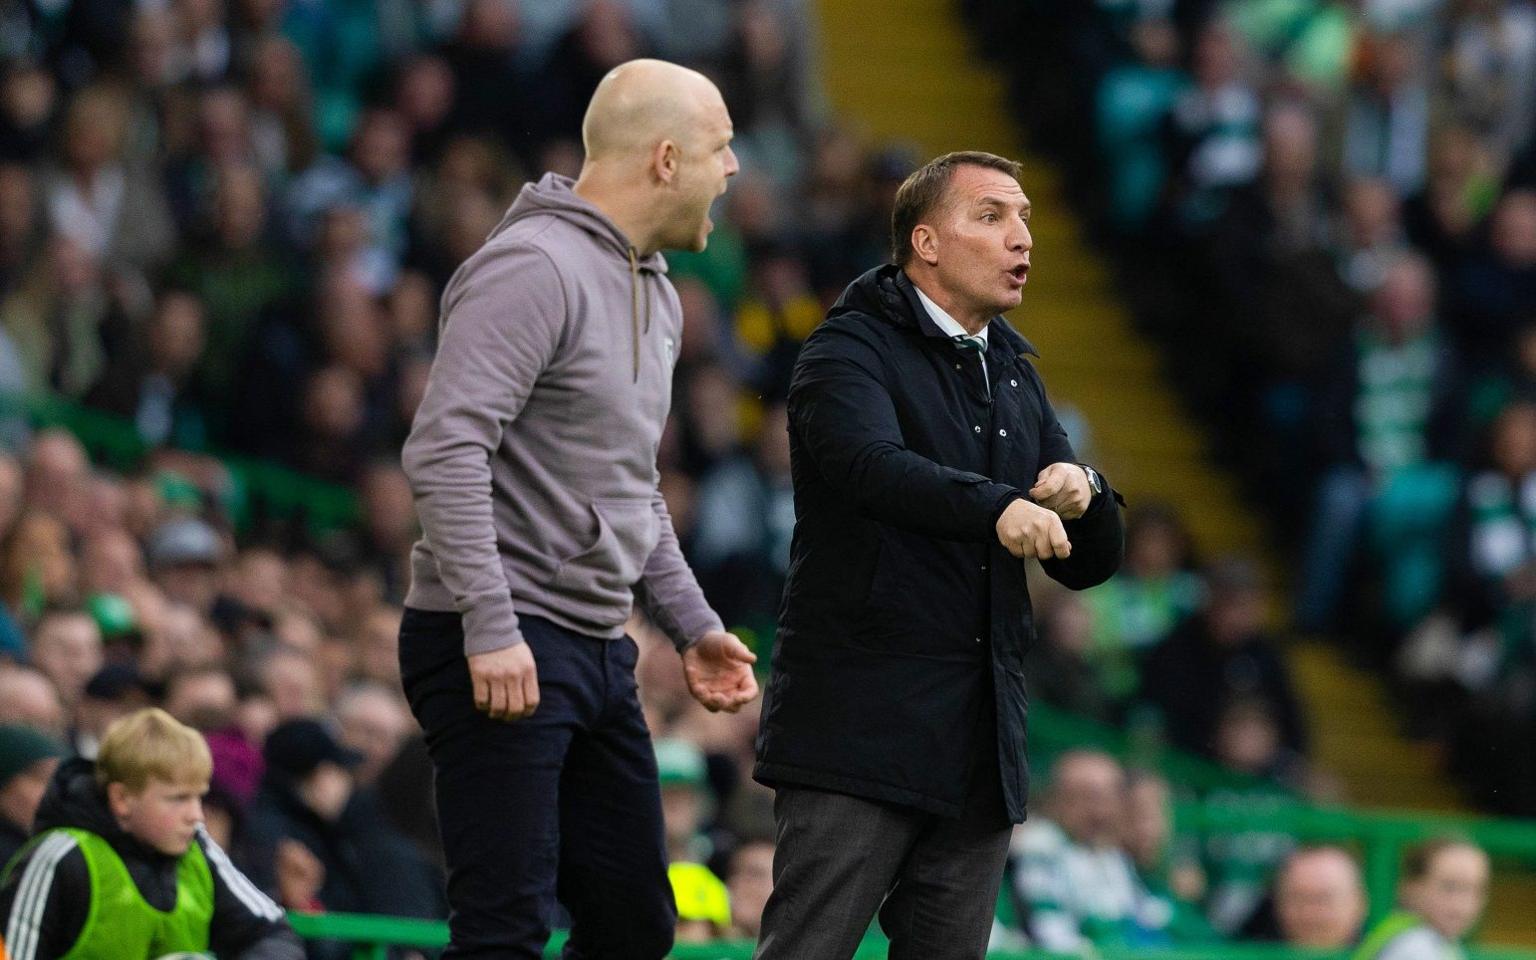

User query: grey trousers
[752,784,1012,960]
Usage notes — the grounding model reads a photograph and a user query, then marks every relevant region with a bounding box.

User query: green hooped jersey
[1352,911,1467,960]
[39,828,214,959]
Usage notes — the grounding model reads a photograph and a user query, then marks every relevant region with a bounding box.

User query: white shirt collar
[912,284,989,345]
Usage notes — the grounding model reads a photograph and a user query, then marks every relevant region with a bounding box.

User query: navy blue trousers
[399,609,676,959]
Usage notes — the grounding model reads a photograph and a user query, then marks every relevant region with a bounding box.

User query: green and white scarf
[1354,329,1438,474]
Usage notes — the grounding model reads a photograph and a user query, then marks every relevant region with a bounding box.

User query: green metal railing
[1029,701,1288,796]
[284,912,1536,960]
[1178,801,1536,924]
[1027,702,1536,923]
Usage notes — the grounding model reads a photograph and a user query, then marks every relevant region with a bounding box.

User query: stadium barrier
[1029,701,1289,795]
[1178,800,1536,923]
[1029,704,1536,920]
[285,912,1536,960]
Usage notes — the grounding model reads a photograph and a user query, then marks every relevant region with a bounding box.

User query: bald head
[572,58,738,256]
[1275,846,1366,949]
[1048,750,1126,848]
[0,667,67,737]
[582,59,723,163]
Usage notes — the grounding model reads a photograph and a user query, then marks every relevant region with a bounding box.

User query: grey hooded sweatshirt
[402,173,724,656]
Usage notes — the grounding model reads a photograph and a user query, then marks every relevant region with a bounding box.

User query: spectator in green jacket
[1012,751,1176,950]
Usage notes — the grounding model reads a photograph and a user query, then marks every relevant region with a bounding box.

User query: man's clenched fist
[1029,462,1092,520]
[995,498,1071,560]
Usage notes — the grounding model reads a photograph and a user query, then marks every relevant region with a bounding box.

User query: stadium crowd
[0,0,1510,955]
[964,0,1536,819]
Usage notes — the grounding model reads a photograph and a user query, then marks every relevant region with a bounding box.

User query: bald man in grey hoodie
[398,60,756,959]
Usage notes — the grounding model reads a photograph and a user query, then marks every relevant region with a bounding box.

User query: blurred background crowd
[0,0,1524,954]
[965,0,1536,818]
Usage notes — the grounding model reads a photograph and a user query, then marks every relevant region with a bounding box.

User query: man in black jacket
[752,151,1125,960]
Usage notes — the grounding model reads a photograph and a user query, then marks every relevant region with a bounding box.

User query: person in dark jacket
[0,708,301,960]
[84,287,211,451]
[0,725,63,869]
[240,718,443,959]
[1140,557,1310,760]
[752,151,1125,960]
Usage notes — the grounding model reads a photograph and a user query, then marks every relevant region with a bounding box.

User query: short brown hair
[1401,837,1484,882]
[890,151,1023,266]
[96,707,212,792]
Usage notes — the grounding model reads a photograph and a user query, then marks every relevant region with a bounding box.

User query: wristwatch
[1079,464,1103,496]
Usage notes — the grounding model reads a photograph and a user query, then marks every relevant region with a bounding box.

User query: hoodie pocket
[551,497,659,600]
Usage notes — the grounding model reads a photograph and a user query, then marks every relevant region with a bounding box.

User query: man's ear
[653,139,679,185]
[911,224,940,265]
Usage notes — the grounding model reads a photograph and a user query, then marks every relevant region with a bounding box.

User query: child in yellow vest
[1354,839,1490,960]
[0,709,302,959]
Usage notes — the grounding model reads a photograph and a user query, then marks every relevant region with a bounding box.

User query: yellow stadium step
[1289,643,1465,810]
[1489,873,1536,942]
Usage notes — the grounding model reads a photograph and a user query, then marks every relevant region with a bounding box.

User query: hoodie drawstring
[627,246,653,383]
[628,246,640,383]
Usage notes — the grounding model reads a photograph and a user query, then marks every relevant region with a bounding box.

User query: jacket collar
[834,264,1040,358]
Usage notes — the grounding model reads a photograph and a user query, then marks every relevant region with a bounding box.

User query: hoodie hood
[491,173,668,275]
[492,172,667,382]
[35,756,118,837]
[829,263,1039,358]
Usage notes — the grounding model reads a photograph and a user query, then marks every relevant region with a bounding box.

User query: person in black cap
[71,663,151,759]
[240,718,443,957]
[0,724,64,866]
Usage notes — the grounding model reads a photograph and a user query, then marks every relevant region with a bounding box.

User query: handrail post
[1365,830,1400,922]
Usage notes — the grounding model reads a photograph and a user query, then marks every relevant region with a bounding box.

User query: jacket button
[1010,379,1018,387]
[981,564,989,572]
[973,425,981,433]
[955,363,962,370]
[999,428,1008,437]
[974,637,983,643]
